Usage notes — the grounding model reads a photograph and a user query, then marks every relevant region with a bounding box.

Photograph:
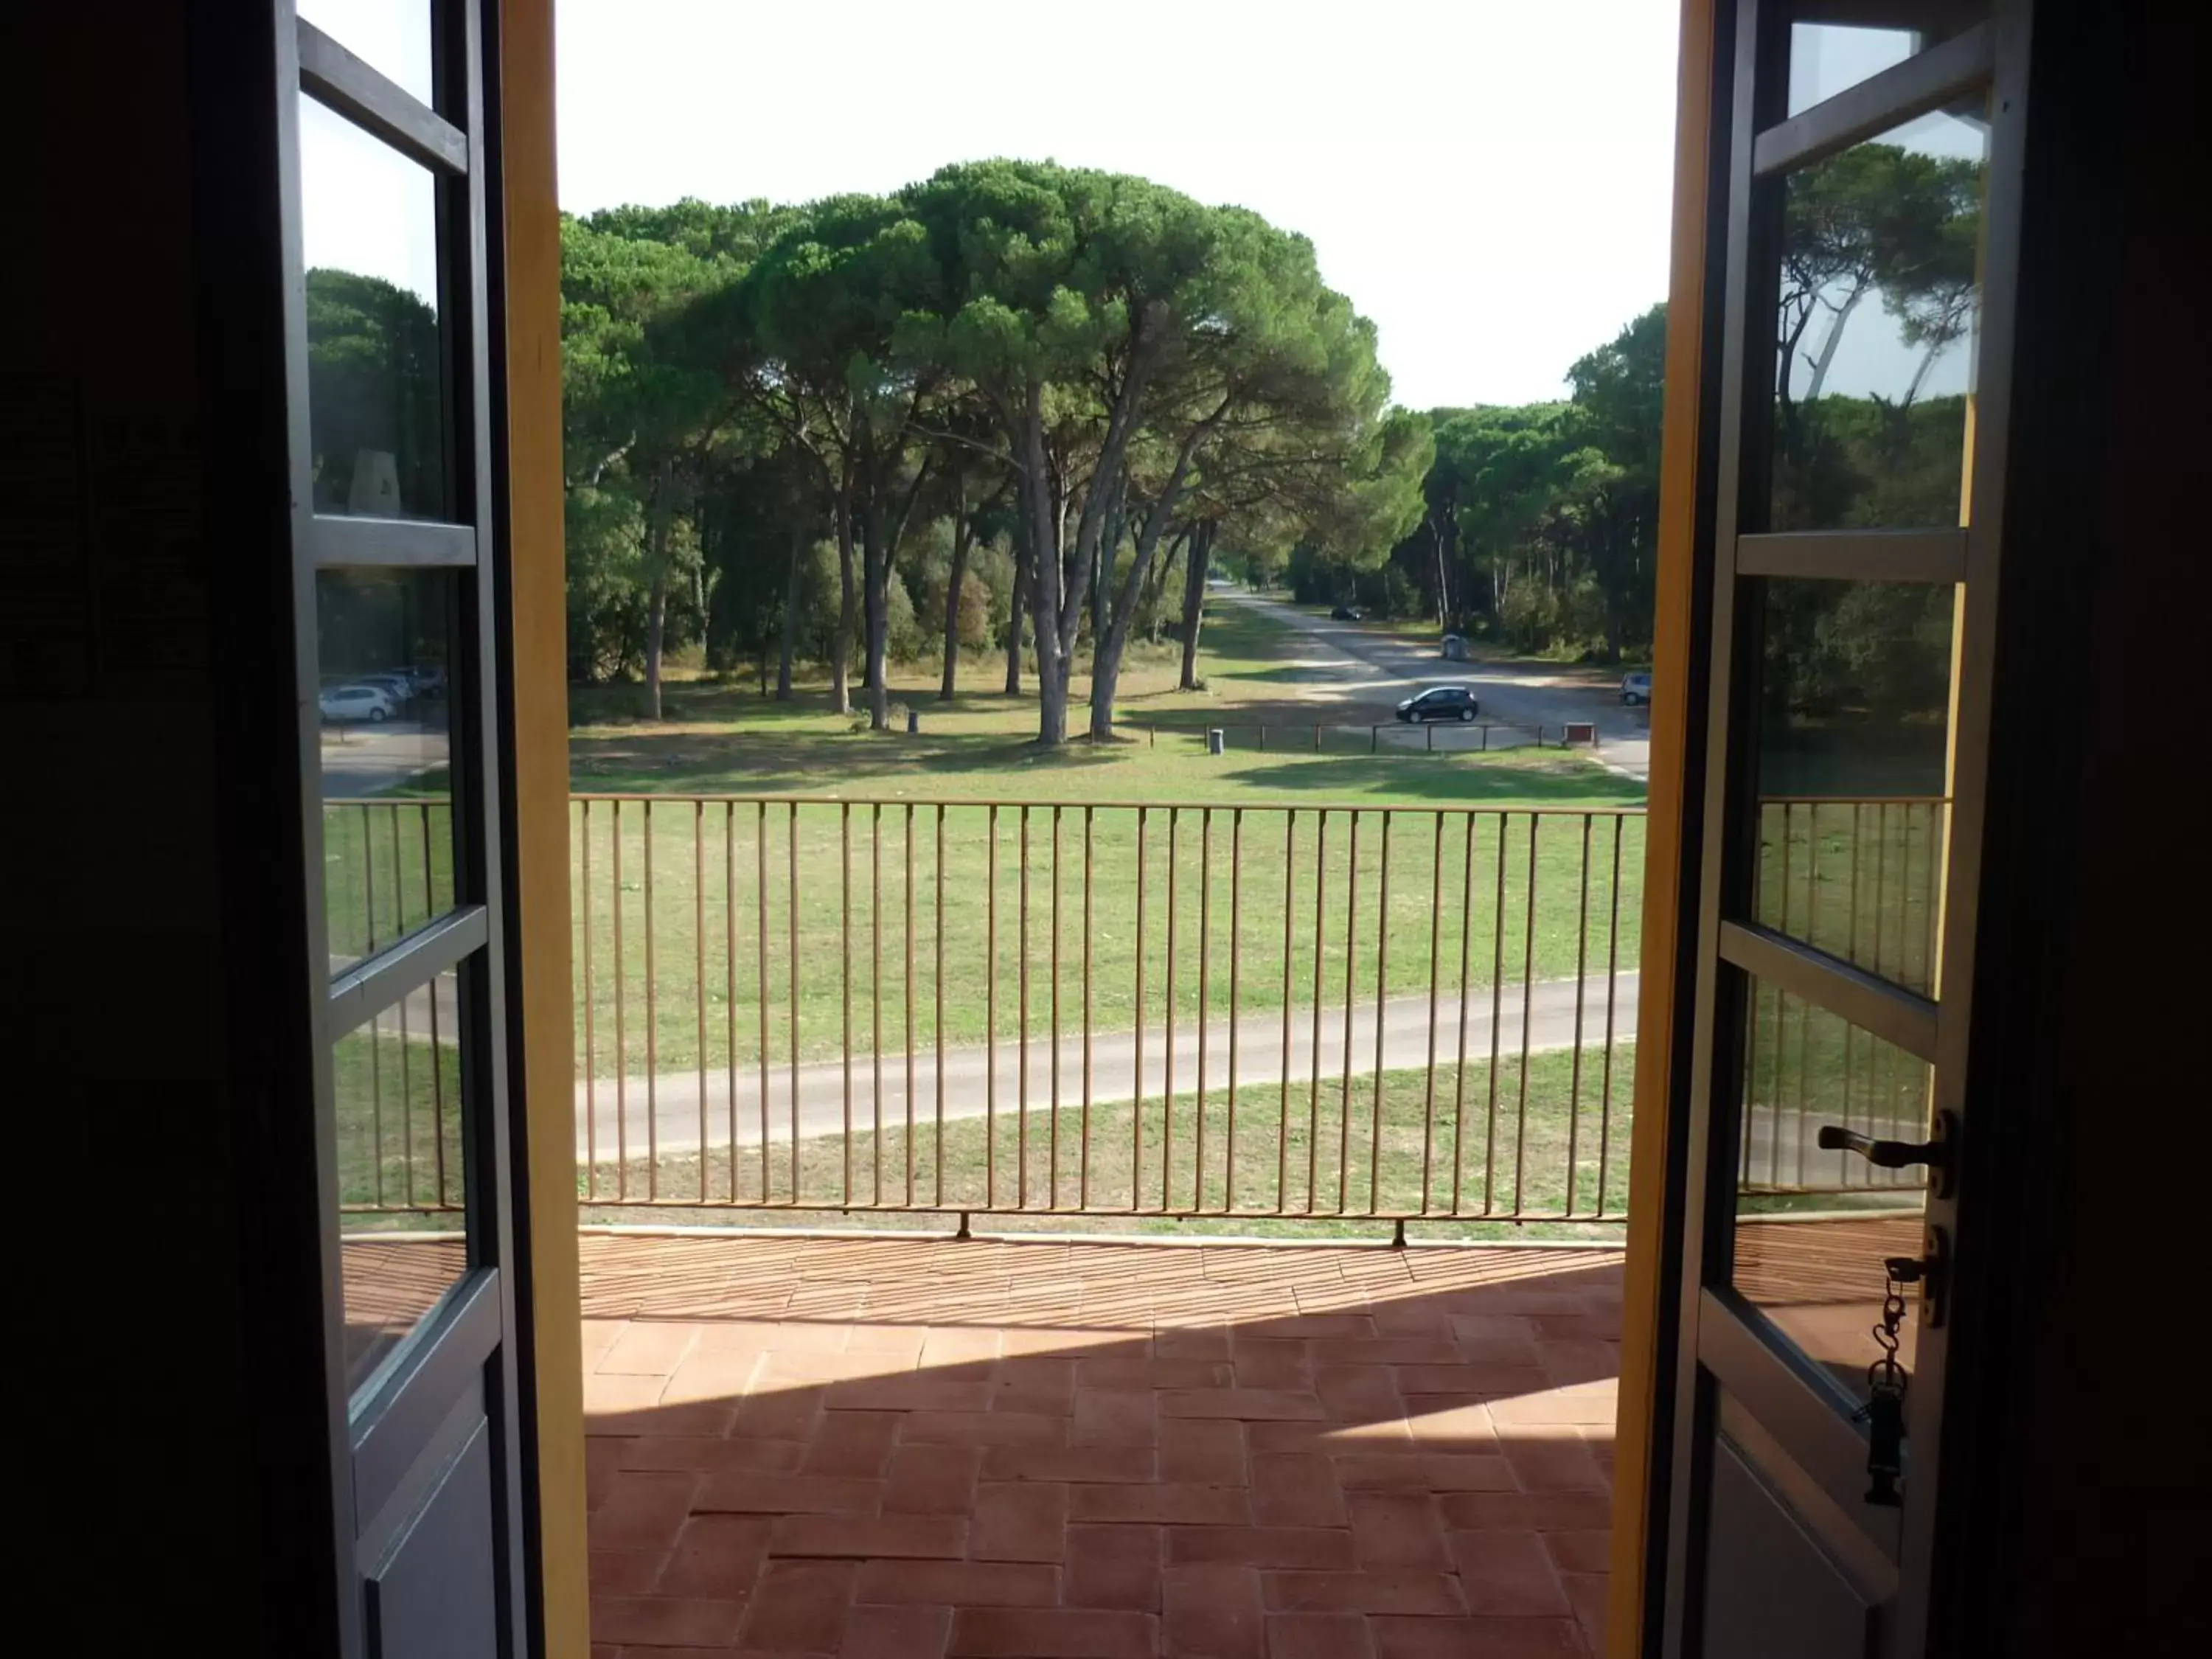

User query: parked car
[1620,670,1653,705]
[1329,604,1364,622]
[406,664,448,698]
[1395,684,1481,723]
[320,684,397,723]
[1439,633,1471,661]
[350,672,416,706]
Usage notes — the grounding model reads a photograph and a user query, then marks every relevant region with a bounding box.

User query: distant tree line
[554,163,1427,745]
[299,142,1980,739]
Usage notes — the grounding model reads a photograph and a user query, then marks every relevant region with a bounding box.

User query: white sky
[291,3,1987,413]
[552,0,1683,410]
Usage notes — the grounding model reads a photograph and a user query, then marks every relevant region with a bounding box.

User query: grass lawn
[333,1017,465,1228]
[577,1047,1635,1242]
[565,599,1646,1079]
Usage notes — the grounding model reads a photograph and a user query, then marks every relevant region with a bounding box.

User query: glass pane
[1732,979,1928,1408]
[1767,106,1989,532]
[321,568,459,973]
[1753,579,1952,993]
[1785,5,1990,119]
[299,93,448,520]
[338,965,468,1396]
[298,0,436,105]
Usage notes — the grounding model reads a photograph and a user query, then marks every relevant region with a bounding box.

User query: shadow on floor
[577,1230,1622,1658]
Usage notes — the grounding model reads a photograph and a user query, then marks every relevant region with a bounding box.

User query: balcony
[580,1229,1622,1658]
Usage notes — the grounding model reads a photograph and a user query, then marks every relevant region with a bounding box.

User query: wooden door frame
[1606,0,1728,1649]
[492,1,590,1655]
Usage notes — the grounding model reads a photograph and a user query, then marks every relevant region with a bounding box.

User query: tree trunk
[830,479,855,715]
[642,471,675,720]
[1023,394,1069,745]
[1087,420,1211,740]
[776,524,802,700]
[1003,526,1026,695]
[1804,282,1867,403]
[1177,522,1213,690]
[863,501,890,731]
[941,496,972,701]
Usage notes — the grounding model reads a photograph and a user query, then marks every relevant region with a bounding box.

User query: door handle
[1816,1111,1955,1196]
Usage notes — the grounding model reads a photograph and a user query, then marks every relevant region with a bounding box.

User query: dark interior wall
[4,4,335,1646]
[1944,5,2205,1655]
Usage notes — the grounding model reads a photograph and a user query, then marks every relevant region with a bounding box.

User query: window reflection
[1768,108,1988,532]
[320,568,459,973]
[1784,4,1990,118]
[1734,980,1929,1407]
[337,968,468,1396]
[299,94,447,519]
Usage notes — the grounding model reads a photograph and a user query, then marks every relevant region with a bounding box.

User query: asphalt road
[574,971,1641,1159]
[1219,591,1651,782]
[321,719,451,798]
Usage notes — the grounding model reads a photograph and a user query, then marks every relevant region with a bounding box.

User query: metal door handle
[1816,1111,1955,1194]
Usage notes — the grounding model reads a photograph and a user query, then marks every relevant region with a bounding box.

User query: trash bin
[1208,728,1225,756]
[906,708,919,735]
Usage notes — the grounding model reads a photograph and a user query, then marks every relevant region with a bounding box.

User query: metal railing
[1739,796,1947,1200]
[327,790,1947,1228]
[567,793,1645,1225]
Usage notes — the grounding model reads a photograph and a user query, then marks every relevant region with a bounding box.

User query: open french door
[1656,1,2028,1655]
[276,2,532,1653]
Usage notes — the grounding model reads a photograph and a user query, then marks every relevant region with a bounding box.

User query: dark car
[1329,604,1364,622]
[1395,684,1481,723]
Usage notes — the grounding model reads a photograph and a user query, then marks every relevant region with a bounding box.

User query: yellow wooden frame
[1605,0,1719,1651]
[498,1,589,1652]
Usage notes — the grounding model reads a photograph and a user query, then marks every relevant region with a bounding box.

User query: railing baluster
[1197,807,1211,1213]
[1051,805,1062,1209]
[582,799,595,1201]
[787,801,800,1203]
[1451,813,1477,1217]
[1277,809,1295,1217]
[1019,804,1030,1210]
[644,799,658,1203]
[725,802,736,1202]
[905,804,917,1210]
[1338,810,1359,1215]
[422,805,448,1206]
[935,804,947,1207]
[1082,805,1094,1211]
[612,800,626,1202]
[1421,813,1444,1217]
[1514,813,1538,1217]
[987,804,998,1210]
[1566,814,1591,1216]
[872,802,883,1206]
[1133,806,1147,1213]
[1597,815,1623,1216]
[695,801,707,1202]
[1797,804,1818,1187]
[1369,813,1391,1215]
[1164,807,1178,1212]
[1308,809,1328,1215]
[1770,806,1790,1189]
[1484,812,1506,1217]
[841,801,852,1207]
[1226,807,1242,1215]
[757,801,768,1204]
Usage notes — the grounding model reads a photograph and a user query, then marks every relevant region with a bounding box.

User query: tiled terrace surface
[582,1231,1623,1658]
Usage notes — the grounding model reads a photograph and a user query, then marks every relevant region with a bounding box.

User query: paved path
[1220,591,1651,782]
[574,972,1640,1159]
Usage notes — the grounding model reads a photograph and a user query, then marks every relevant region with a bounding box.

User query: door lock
[1817,1110,1957,1197]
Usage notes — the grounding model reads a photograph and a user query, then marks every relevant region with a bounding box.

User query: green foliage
[305,268,443,517]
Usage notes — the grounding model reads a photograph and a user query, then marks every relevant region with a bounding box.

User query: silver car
[1620,671,1653,705]
[320,684,397,723]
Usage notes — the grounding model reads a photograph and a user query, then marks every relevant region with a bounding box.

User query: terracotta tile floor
[581,1231,1622,1658]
